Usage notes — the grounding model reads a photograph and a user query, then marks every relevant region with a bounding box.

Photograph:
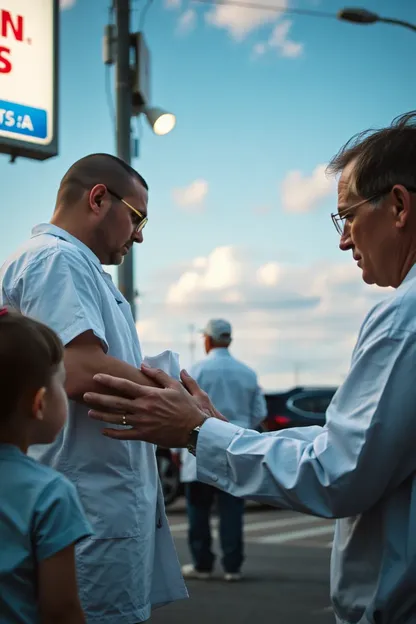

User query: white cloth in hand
[142,350,181,381]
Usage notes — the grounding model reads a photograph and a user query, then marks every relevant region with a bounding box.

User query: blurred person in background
[175,319,267,582]
[0,154,187,624]
[84,112,416,624]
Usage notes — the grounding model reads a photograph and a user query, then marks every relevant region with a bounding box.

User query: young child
[0,307,92,623]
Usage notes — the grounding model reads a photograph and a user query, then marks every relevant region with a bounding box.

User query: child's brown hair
[0,308,64,420]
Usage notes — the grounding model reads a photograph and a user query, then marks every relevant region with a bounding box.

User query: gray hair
[327,111,416,200]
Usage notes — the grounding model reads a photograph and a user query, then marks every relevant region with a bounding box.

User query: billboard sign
[0,0,58,161]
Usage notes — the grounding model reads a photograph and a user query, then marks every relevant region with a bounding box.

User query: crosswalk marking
[169,513,323,535]
[256,525,334,545]
[245,515,323,533]
[168,511,335,547]
[169,521,194,533]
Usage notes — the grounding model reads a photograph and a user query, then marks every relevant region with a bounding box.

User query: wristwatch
[187,425,202,457]
[187,416,210,456]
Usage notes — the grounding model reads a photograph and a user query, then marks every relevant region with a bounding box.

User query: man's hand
[83,365,227,447]
[173,368,227,422]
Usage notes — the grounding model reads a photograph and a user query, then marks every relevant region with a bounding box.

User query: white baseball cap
[201,319,232,341]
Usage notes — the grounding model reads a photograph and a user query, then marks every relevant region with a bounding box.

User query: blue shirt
[0,443,92,624]
[196,264,416,624]
[180,348,267,482]
[0,224,187,623]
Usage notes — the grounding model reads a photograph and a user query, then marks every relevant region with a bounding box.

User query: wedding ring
[121,414,128,426]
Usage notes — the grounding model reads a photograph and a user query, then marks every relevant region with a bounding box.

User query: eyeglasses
[331,195,380,236]
[106,187,148,234]
[331,186,416,236]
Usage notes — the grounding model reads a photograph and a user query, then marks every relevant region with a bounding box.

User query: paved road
[152,501,336,624]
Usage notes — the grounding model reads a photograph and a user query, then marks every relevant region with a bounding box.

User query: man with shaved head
[0,154,187,623]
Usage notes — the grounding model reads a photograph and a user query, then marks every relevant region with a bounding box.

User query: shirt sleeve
[8,249,107,349]
[33,474,93,561]
[250,383,268,429]
[196,329,416,519]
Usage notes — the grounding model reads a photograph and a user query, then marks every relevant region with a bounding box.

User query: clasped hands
[83,364,227,448]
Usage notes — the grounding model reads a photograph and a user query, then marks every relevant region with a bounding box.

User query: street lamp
[131,33,176,136]
[143,106,176,136]
[337,7,416,33]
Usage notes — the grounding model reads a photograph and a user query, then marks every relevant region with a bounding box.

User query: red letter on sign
[0,11,24,42]
[0,47,11,73]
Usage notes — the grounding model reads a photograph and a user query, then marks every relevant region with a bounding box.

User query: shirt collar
[207,348,231,359]
[398,263,416,290]
[31,223,104,272]
[0,443,24,457]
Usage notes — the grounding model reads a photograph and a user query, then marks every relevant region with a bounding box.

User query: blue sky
[1,0,415,389]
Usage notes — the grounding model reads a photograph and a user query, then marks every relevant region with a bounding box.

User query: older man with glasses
[0,153,187,623]
[84,112,416,623]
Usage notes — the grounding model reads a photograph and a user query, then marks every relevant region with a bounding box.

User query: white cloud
[193,256,208,269]
[60,0,76,9]
[136,317,172,346]
[268,20,303,57]
[172,179,208,211]
[281,163,335,213]
[223,290,245,304]
[169,0,304,60]
[166,246,243,303]
[136,245,389,390]
[257,262,281,287]
[205,0,288,40]
[254,20,303,58]
[177,9,197,33]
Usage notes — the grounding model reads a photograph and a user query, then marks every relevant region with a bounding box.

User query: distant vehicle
[156,447,182,507]
[263,386,337,432]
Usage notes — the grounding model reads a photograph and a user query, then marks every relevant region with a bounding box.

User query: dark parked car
[263,386,337,432]
[156,447,182,507]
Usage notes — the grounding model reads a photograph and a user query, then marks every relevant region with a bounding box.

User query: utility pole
[104,1,175,321]
[189,323,196,366]
[114,0,135,319]
[294,362,300,387]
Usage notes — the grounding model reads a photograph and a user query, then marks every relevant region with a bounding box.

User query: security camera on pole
[103,0,176,321]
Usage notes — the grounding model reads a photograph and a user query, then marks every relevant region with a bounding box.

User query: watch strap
[187,416,210,456]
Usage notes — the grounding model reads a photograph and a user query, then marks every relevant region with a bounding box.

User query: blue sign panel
[0,99,47,140]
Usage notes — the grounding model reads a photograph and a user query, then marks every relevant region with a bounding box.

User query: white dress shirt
[196,264,416,623]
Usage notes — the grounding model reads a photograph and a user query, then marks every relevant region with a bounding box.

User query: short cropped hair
[327,111,416,199]
[57,153,148,206]
[0,308,64,420]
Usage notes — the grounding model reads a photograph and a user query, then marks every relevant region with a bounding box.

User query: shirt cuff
[196,418,241,487]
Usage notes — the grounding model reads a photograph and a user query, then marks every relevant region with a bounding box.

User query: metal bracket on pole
[131,32,151,116]
[103,24,117,65]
